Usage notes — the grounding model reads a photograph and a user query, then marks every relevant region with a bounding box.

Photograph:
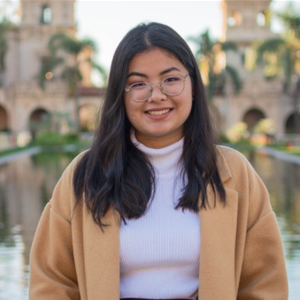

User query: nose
[147,83,167,103]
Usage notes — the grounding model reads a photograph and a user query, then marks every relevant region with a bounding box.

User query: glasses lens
[162,76,184,96]
[129,82,150,101]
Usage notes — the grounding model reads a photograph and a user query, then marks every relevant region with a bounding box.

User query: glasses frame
[125,73,189,102]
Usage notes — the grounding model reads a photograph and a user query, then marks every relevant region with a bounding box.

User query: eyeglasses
[125,73,189,102]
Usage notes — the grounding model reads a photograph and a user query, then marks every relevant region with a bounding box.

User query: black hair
[73,22,226,228]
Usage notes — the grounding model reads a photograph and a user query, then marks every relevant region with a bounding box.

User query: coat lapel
[83,207,120,300]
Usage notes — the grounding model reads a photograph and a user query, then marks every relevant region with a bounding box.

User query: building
[0,0,103,149]
[214,0,300,142]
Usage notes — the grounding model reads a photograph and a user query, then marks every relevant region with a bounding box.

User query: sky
[75,1,222,70]
[1,0,299,80]
[73,0,297,74]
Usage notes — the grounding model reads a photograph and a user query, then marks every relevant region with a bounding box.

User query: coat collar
[83,146,238,300]
[216,145,232,185]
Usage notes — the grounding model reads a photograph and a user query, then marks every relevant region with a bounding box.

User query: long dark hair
[73,22,226,228]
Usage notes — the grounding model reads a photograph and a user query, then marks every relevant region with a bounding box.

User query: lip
[145,107,173,120]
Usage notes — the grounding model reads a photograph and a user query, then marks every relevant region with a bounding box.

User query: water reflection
[0,150,299,299]
[0,152,77,299]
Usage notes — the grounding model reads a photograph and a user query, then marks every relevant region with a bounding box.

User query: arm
[29,156,82,300]
[29,203,80,300]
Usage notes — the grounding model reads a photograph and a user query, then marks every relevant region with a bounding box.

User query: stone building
[214,0,300,141]
[0,0,103,149]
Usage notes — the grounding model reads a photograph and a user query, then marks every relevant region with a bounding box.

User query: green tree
[188,29,241,101]
[256,3,300,91]
[0,18,13,86]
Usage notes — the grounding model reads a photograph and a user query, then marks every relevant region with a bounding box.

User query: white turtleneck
[119,134,200,299]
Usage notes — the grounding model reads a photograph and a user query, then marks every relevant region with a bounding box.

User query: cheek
[124,98,140,124]
[124,97,134,118]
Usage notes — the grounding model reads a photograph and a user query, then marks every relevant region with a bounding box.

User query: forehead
[128,48,186,73]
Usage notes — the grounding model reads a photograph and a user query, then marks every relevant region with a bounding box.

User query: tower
[215,0,289,136]
[4,0,77,86]
[220,0,277,80]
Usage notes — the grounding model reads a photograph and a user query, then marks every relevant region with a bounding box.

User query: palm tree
[39,32,107,131]
[256,3,300,133]
[0,18,13,86]
[188,29,242,101]
[256,4,300,92]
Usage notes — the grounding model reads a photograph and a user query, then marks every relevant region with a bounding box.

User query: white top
[119,134,200,299]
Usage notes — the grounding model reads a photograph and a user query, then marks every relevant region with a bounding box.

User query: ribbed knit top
[119,134,200,299]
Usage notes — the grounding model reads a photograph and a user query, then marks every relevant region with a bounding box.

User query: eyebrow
[127,67,181,79]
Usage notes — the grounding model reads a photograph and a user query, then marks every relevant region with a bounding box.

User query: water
[0,150,299,299]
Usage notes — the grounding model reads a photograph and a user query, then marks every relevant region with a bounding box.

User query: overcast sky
[74,0,298,73]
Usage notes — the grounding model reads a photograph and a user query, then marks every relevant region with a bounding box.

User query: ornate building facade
[0,0,103,149]
[214,0,300,139]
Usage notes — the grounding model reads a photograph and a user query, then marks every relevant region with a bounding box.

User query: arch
[41,5,52,24]
[285,112,300,134]
[0,105,9,131]
[29,108,51,137]
[257,12,266,27]
[243,108,266,132]
[79,104,99,132]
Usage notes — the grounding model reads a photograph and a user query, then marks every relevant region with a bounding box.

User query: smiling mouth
[147,109,172,116]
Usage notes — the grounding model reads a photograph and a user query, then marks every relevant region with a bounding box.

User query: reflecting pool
[0,150,299,299]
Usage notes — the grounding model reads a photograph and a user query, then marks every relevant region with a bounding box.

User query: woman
[29,22,288,300]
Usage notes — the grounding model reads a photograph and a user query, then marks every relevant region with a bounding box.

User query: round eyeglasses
[125,73,189,102]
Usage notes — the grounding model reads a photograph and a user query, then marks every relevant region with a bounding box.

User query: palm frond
[48,32,82,55]
[256,38,285,61]
[225,65,242,93]
[277,6,300,39]
[220,41,237,52]
[81,38,98,52]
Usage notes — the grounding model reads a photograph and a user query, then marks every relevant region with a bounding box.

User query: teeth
[148,109,170,116]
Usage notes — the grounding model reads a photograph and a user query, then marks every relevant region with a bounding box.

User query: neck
[135,131,184,149]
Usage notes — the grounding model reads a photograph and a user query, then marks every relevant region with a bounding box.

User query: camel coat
[29,146,288,300]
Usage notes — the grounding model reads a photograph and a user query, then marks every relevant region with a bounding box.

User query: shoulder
[216,145,255,182]
[217,145,249,165]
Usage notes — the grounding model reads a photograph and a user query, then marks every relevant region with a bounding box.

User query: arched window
[41,5,52,24]
[0,105,9,131]
[257,12,266,27]
[243,108,266,133]
[285,112,300,134]
[227,10,242,27]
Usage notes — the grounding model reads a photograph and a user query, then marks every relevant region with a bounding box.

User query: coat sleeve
[29,155,82,300]
[236,156,288,300]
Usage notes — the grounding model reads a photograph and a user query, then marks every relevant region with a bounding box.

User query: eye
[164,76,181,83]
[130,82,147,89]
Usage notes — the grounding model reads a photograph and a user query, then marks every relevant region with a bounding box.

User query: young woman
[29,22,288,300]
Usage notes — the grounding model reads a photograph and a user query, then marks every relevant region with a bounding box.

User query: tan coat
[29,146,288,300]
